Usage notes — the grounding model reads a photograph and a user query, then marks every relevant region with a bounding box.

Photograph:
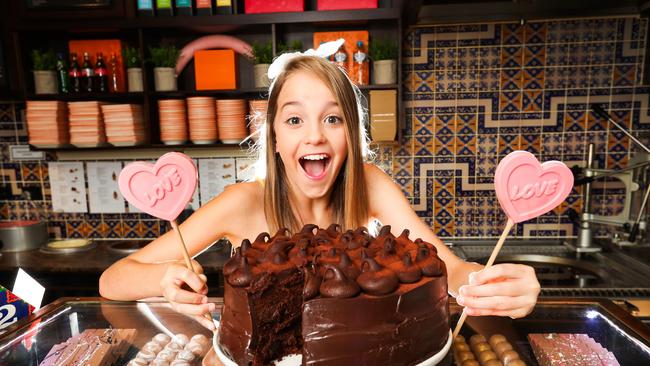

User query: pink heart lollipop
[494,150,573,223]
[453,150,574,338]
[119,152,197,221]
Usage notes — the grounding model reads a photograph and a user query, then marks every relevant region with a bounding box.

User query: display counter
[1,297,649,365]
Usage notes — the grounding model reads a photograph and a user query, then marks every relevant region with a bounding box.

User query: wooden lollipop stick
[170,220,196,272]
[452,217,515,339]
[170,220,215,328]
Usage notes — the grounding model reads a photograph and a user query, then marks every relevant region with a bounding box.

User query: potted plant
[123,46,143,92]
[31,49,58,94]
[278,40,303,53]
[149,45,180,91]
[369,38,398,85]
[251,41,273,88]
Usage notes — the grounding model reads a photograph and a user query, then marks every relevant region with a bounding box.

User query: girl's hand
[160,260,216,330]
[456,263,540,319]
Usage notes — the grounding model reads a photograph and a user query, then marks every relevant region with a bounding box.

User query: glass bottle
[55,53,69,94]
[69,53,81,93]
[108,53,120,92]
[81,52,94,93]
[353,40,368,85]
[94,53,108,93]
[334,44,348,73]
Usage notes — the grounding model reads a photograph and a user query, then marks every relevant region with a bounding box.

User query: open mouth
[299,153,331,180]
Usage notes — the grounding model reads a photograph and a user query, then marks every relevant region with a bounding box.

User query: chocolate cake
[39,328,136,366]
[218,224,450,365]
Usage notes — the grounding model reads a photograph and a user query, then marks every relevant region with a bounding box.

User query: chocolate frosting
[356,258,399,295]
[319,265,361,298]
[219,224,450,366]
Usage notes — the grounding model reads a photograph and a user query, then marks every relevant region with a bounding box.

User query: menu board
[86,162,125,213]
[198,158,236,205]
[48,162,87,213]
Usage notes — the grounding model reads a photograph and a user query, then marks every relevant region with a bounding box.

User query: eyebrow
[280,100,338,111]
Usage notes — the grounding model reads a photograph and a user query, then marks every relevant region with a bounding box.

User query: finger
[470,264,535,285]
[464,306,532,318]
[164,286,208,305]
[459,282,521,298]
[191,260,204,274]
[457,295,531,311]
[175,269,208,293]
[172,301,216,316]
[193,314,216,331]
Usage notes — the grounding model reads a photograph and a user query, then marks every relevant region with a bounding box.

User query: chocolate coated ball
[500,350,520,364]
[494,341,513,357]
[488,334,507,349]
[472,342,491,354]
[506,360,527,366]
[457,351,475,362]
[469,334,487,346]
[461,360,480,366]
[484,360,504,366]
[454,342,471,352]
[455,335,466,343]
[478,350,498,364]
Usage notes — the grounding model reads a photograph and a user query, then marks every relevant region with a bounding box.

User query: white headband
[267,38,345,82]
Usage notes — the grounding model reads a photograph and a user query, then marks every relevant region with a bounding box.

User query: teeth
[302,154,328,161]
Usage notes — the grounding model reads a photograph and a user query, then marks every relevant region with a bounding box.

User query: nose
[303,120,326,145]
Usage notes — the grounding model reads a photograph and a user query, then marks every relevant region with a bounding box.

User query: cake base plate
[210,329,452,366]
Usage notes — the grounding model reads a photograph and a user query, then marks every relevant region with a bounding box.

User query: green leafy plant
[278,40,303,53]
[251,41,273,64]
[122,46,142,68]
[369,38,398,61]
[31,49,57,71]
[148,45,180,68]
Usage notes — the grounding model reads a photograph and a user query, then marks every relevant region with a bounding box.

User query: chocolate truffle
[478,350,498,364]
[494,341,513,357]
[469,334,487,346]
[489,334,507,349]
[500,350,520,364]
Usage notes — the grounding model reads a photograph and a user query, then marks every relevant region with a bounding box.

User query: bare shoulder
[206,181,263,212]
[363,163,398,192]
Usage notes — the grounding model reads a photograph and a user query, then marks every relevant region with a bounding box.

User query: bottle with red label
[69,53,81,93]
[81,52,94,93]
[108,53,121,92]
[95,53,108,93]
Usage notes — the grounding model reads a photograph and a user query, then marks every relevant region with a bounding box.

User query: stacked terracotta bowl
[68,101,107,147]
[101,104,146,146]
[247,99,268,141]
[216,99,247,143]
[25,101,69,148]
[187,97,217,144]
[158,99,187,145]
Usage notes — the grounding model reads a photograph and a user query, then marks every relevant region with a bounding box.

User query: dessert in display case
[0,297,648,365]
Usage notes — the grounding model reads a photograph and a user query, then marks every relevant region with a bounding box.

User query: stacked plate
[187,97,217,144]
[247,99,268,141]
[216,99,247,143]
[25,101,69,148]
[158,99,187,145]
[68,101,107,147]
[101,104,147,146]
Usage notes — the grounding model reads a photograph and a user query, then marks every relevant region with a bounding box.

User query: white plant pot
[127,68,144,92]
[33,71,58,94]
[253,64,271,88]
[372,59,397,85]
[154,67,177,91]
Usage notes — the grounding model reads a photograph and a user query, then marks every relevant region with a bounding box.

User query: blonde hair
[252,56,371,233]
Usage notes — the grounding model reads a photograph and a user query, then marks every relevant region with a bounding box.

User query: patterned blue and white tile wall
[397,16,650,238]
[1,16,649,239]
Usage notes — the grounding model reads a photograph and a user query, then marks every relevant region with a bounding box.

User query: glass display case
[0,297,649,365]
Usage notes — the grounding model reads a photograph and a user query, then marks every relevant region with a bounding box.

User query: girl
[100,45,540,330]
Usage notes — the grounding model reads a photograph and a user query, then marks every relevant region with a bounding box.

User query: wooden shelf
[13,8,401,32]
[26,92,144,101]
[31,141,253,152]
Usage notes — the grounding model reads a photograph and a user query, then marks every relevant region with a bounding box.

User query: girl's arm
[99,183,246,300]
[365,164,540,318]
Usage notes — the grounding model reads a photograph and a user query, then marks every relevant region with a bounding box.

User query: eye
[286,116,301,126]
[325,115,342,124]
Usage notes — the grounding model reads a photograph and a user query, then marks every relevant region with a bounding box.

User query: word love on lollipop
[453,150,573,338]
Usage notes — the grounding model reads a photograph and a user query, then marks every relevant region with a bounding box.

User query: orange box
[195,49,237,90]
[68,39,125,92]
